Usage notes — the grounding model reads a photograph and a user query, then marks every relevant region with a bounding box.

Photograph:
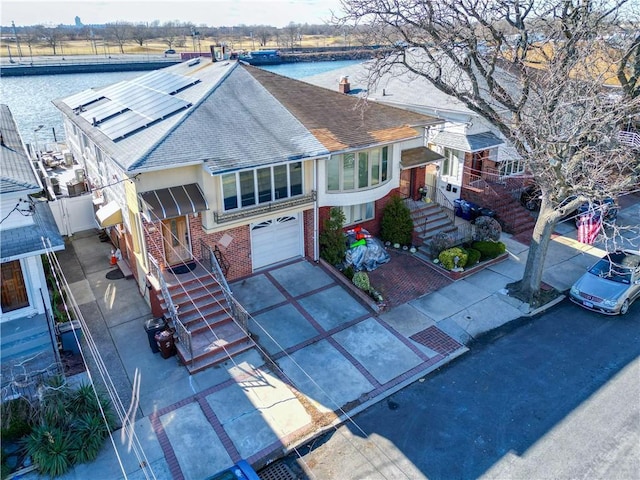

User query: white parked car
[569,250,640,315]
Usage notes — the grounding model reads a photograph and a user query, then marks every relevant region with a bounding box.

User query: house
[52,55,443,372]
[305,61,537,235]
[0,104,65,390]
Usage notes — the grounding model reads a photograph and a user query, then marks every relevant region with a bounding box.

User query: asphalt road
[282,299,640,479]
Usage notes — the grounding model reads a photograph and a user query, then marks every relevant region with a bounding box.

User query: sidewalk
[38,196,637,480]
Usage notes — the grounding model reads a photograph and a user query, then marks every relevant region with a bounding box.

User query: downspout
[313,157,319,262]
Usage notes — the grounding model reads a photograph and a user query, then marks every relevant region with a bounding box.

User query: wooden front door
[1,260,29,312]
[399,169,411,198]
[162,216,192,266]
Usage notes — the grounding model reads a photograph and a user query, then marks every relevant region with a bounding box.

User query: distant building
[75,16,83,27]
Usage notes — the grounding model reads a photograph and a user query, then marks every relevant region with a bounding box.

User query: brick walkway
[367,249,453,308]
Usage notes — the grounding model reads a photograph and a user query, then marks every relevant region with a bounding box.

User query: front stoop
[408,200,458,244]
[161,271,254,374]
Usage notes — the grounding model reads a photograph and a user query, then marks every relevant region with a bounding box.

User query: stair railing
[199,240,248,334]
[148,254,192,364]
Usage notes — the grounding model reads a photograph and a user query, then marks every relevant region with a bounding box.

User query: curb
[524,294,567,317]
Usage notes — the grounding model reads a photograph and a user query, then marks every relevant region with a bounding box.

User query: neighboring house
[0,104,65,389]
[305,61,536,234]
[52,55,442,372]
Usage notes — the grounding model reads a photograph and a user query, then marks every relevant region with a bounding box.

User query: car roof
[605,251,640,269]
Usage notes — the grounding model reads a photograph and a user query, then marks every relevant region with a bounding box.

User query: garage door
[251,215,302,270]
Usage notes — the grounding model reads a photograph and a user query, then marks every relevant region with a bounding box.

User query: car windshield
[588,259,632,284]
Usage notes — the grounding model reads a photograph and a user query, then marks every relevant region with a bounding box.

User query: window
[499,159,526,176]
[327,146,390,192]
[1,260,29,313]
[221,162,303,211]
[442,148,460,177]
[341,202,375,225]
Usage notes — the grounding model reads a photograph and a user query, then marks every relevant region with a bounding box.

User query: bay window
[327,146,390,192]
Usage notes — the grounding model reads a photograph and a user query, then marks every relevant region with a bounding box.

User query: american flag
[577,212,602,244]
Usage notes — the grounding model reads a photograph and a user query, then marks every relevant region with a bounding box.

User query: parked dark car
[519,186,617,225]
[569,250,640,315]
[164,49,176,54]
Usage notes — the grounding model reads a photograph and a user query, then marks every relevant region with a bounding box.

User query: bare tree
[37,25,65,55]
[283,22,301,51]
[337,0,640,306]
[105,21,132,54]
[130,23,152,48]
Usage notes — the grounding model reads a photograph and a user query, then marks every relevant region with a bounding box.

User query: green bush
[438,247,468,270]
[380,195,414,246]
[352,272,371,291]
[319,207,347,266]
[20,379,115,478]
[465,248,482,266]
[471,240,506,260]
[343,265,355,281]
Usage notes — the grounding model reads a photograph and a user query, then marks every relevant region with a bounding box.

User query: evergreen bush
[471,240,506,260]
[352,272,371,291]
[465,248,482,266]
[319,207,347,266]
[380,195,414,246]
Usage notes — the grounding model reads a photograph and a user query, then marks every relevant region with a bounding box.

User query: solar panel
[133,71,199,94]
[62,89,104,110]
[83,101,129,124]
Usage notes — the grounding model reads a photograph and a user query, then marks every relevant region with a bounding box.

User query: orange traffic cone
[110,250,117,266]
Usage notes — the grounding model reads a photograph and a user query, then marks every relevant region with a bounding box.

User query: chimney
[339,76,350,94]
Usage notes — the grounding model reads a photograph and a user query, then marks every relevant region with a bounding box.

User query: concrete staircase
[0,314,58,389]
[406,199,458,261]
[161,271,254,375]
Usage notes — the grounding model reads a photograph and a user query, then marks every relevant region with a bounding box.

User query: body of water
[0,59,363,149]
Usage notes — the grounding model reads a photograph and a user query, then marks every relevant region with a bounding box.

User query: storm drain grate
[258,461,297,480]
[410,326,462,356]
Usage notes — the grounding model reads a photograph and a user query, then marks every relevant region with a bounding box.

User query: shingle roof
[54,59,442,175]
[244,65,441,151]
[0,104,41,194]
[1,200,64,260]
[432,131,504,152]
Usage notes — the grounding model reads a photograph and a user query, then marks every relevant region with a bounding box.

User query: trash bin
[58,320,83,354]
[155,330,176,359]
[466,202,482,221]
[144,317,167,353]
[478,207,496,218]
[453,198,464,218]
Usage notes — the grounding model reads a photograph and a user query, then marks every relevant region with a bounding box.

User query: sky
[1,0,345,28]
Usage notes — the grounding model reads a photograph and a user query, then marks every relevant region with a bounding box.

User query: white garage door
[251,215,303,270]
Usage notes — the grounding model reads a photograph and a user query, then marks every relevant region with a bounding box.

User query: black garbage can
[453,198,464,218]
[155,330,176,359]
[144,317,166,353]
[466,202,482,221]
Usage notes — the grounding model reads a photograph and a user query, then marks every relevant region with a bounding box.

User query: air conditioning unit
[75,169,86,183]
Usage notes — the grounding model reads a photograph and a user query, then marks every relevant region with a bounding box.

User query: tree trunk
[510,202,559,306]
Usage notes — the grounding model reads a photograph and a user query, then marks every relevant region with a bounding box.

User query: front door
[399,169,411,198]
[162,216,192,266]
[1,260,29,313]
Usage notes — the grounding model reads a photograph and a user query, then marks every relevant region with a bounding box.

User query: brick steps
[160,270,254,374]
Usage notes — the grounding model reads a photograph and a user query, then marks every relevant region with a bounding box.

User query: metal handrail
[619,130,640,149]
[148,254,192,363]
[199,240,248,333]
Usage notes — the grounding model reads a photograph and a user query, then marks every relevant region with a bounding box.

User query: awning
[400,147,444,169]
[432,131,504,153]
[95,200,123,228]
[139,183,208,220]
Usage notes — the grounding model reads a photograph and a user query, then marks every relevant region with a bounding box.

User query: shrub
[380,195,414,246]
[319,207,347,266]
[438,247,468,270]
[473,216,502,242]
[429,231,455,258]
[465,248,482,266]
[1,397,34,441]
[352,272,371,291]
[343,265,355,281]
[472,240,506,260]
